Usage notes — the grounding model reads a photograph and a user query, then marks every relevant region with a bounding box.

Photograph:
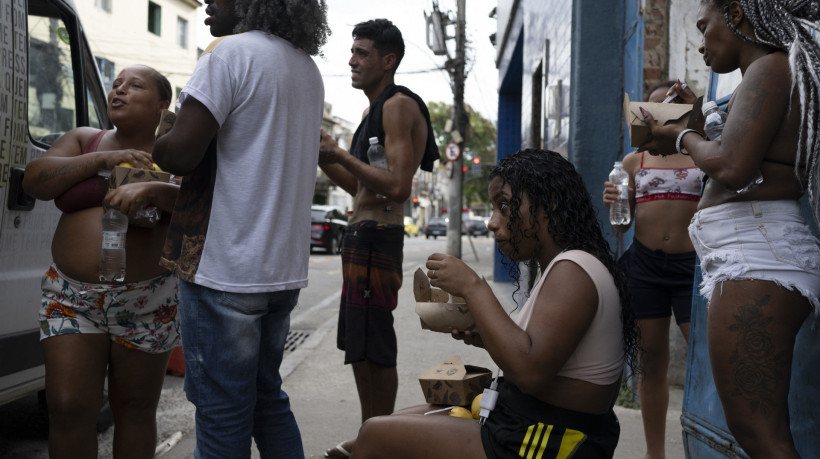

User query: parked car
[404,216,420,237]
[423,217,448,239]
[465,219,490,237]
[310,206,348,254]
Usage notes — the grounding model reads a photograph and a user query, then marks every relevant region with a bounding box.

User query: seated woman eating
[328,148,639,459]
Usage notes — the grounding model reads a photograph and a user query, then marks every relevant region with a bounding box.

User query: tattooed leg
[707,280,809,458]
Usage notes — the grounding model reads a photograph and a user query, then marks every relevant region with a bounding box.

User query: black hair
[148,67,172,102]
[705,0,820,223]
[352,19,406,69]
[233,0,330,56]
[489,149,640,376]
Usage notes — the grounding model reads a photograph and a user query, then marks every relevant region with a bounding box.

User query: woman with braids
[326,149,639,459]
[639,1,820,457]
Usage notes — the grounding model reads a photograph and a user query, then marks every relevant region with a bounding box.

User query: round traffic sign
[445,142,461,161]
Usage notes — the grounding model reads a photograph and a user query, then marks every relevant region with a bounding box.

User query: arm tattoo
[36,155,98,183]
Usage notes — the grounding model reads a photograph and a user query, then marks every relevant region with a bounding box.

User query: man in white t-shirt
[153,1,329,457]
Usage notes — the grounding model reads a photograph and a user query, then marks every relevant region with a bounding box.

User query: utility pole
[447,0,466,258]
[425,0,467,258]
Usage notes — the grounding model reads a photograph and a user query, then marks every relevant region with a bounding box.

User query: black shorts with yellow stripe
[480,380,620,459]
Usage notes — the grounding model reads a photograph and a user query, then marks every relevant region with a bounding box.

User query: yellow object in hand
[117,162,163,172]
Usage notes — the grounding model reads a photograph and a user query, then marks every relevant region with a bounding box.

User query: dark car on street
[465,219,490,237]
[423,217,448,239]
[310,206,348,254]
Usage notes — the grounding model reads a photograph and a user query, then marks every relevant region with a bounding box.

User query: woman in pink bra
[329,149,639,459]
[602,81,703,459]
[23,65,180,458]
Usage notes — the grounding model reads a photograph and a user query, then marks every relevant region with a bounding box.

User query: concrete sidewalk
[160,257,686,459]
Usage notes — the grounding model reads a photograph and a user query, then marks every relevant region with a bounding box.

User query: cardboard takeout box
[623,93,693,148]
[413,268,476,333]
[109,165,171,189]
[418,355,493,406]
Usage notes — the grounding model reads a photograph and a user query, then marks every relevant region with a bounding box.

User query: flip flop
[324,442,351,458]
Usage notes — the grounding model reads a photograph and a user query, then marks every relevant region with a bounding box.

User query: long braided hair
[709,0,820,223]
[233,0,330,56]
[489,149,640,376]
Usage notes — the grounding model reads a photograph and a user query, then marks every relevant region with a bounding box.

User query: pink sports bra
[54,130,108,213]
[634,152,703,204]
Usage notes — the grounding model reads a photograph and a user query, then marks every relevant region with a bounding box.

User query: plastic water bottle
[99,209,128,282]
[703,101,763,192]
[609,161,631,226]
[702,101,728,141]
[367,137,388,169]
[366,137,388,199]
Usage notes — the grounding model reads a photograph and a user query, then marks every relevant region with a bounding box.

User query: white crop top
[513,250,624,385]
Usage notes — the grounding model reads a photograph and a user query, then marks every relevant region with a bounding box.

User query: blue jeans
[178,280,303,459]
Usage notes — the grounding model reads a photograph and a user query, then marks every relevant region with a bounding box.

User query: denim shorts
[688,200,820,313]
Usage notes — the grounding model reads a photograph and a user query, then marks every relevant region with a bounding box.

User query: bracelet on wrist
[675,129,704,155]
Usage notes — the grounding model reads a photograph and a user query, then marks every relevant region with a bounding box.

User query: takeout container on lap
[413,268,475,333]
[419,355,492,406]
[623,93,693,147]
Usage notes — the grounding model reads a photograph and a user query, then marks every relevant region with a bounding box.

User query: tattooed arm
[23,127,153,200]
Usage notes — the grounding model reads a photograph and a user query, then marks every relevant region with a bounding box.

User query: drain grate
[284,330,310,352]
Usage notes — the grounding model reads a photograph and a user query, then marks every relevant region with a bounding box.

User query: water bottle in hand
[702,101,728,141]
[366,137,388,199]
[609,161,631,226]
[703,101,763,192]
[99,208,128,282]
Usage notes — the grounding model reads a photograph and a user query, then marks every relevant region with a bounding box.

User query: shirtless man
[318,18,439,455]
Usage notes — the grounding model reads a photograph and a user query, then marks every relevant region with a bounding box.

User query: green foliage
[428,101,497,207]
[616,381,640,409]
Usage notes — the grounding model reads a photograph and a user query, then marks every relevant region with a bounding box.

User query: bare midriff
[634,199,698,253]
[51,207,169,284]
[349,187,404,226]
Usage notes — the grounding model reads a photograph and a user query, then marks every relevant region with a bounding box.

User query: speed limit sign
[445,141,461,161]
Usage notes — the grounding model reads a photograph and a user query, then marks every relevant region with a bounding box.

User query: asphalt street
[0,235,685,458]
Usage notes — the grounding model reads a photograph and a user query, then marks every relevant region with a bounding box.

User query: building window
[96,57,115,92]
[177,17,188,48]
[148,2,161,36]
[95,0,111,12]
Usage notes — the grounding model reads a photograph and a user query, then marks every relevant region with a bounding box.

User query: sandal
[324,441,351,457]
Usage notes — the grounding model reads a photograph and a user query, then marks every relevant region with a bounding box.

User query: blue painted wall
[494,0,629,280]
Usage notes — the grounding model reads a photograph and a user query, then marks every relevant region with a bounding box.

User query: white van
[0,0,109,405]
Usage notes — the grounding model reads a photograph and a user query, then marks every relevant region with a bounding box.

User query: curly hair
[352,19,406,70]
[489,149,640,376]
[705,0,820,224]
[233,0,330,56]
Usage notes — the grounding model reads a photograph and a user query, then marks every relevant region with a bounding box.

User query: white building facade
[74,0,201,101]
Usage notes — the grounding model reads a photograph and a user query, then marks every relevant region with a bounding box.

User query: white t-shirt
[177,31,324,293]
